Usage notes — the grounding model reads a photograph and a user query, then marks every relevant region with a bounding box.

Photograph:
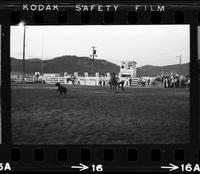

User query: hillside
[137,63,189,77]
[11,55,120,74]
[11,56,190,76]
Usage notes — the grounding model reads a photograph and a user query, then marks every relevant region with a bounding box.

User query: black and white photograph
[11,25,190,144]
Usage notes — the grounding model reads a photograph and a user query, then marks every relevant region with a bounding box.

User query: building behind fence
[11,71,140,87]
[11,60,140,86]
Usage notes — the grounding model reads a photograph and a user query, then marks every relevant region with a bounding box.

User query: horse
[109,77,118,93]
[109,76,125,93]
[66,75,76,85]
[118,80,125,92]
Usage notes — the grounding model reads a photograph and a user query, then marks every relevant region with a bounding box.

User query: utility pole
[41,31,44,75]
[90,46,97,74]
[41,58,43,75]
[176,55,182,75]
[22,25,26,81]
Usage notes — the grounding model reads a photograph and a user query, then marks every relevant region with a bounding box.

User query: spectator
[147,78,150,86]
[129,78,132,86]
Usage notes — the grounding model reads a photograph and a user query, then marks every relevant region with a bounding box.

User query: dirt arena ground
[11,84,189,144]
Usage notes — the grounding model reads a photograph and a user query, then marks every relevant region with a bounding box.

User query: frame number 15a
[0,163,11,171]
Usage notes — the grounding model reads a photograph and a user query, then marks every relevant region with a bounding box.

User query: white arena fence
[10,72,157,87]
[45,76,64,84]
[131,78,140,86]
[75,76,110,86]
[32,76,138,87]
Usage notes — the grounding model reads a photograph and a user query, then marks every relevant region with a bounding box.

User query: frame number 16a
[181,164,200,172]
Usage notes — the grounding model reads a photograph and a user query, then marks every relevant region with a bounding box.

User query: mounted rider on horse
[109,73,125,92]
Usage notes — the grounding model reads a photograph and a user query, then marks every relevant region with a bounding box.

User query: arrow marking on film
[71,163,89,171]
[161,163,179,171]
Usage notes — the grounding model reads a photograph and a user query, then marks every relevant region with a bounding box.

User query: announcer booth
[119,60,137,86]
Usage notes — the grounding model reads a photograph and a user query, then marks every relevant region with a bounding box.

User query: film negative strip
[0,0,199,172]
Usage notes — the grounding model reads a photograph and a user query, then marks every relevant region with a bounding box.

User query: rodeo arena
[11,60,190,89]
[11,58,190,144]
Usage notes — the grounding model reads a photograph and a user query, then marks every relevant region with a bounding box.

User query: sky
[10,25,190,67]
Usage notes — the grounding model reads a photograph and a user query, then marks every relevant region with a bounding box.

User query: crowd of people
[138,74,190,88]
[65,73,190,88]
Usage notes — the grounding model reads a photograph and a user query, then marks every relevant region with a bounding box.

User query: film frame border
[0,1,199,172]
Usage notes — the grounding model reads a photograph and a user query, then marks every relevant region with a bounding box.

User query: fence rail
[45,77,64,84]
[131,78,139,86]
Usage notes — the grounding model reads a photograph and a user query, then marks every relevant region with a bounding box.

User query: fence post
[95,72,99,86]
[64,72,67,85]
[84,72,88,85]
